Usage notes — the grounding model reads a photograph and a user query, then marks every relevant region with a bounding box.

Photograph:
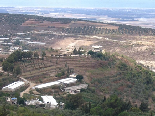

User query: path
[19,77,37,98]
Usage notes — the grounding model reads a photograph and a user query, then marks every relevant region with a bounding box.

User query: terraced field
[20,56,99,84]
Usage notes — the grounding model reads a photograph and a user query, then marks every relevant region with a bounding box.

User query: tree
[90,106,104,115]
[34,52,39,58]
[42,51,46,60]
[76,75,84,82]
[88,50,95,56]
[14,39,20,45]
[139,102,149,112]
[14,66,21,75]
[73,48,78,55]
[65,93,83,110]
[0,104,9,116]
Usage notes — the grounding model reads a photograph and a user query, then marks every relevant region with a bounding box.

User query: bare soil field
[22,19,118,29]
[22,19,70,28]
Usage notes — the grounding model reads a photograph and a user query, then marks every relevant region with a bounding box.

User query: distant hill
[0,9,8,13]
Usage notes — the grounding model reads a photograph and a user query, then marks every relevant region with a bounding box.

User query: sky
[0,0,155,8]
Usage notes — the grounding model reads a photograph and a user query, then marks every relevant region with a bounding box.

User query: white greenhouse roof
[2,81,25,91]
[0,38,9,40]
[35,81,60,89]
[35,78,77,89]
[41,96,58,106]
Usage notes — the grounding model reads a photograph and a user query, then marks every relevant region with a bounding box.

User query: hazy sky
[0,0,155,8]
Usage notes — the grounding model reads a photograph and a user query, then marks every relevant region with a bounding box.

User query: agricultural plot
[20,56,99,84]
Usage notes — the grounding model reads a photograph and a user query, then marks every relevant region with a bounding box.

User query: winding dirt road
[19,77,37,98]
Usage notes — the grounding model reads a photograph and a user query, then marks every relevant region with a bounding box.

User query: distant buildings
[6,97,17,104]
[28,41,46,46]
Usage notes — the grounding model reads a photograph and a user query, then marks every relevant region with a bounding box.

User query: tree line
[62,24,155,36]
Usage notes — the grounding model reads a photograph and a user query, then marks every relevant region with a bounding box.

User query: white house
[41,96,58,109]
[92,45,102,52]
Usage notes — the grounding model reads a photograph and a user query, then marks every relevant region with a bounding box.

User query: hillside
[1,13,155,115]
[17,51,155,108]
[1,50,155,115]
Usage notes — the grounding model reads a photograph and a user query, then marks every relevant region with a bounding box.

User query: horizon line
[0,6,155,9]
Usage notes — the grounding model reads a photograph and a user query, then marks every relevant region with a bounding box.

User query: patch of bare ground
[94,35,155,70]
[22,19,70,28]
[51,37,97,54]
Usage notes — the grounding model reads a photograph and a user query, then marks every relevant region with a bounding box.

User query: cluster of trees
[64,93,150,116]
[72,48,84,55]
[89,51,155,106]
[62,24,155,36]
[88,50,116,68]
[2,50,33,74]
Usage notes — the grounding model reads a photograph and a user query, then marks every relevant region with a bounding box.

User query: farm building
[92,45,102,52]
[64,84,88,94]
[6,97,17,104]
[35,78,77,89]
[2,81,25,91]
[41,96,58,109]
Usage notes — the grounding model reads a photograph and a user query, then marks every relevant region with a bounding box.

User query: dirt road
[19,77,36,98]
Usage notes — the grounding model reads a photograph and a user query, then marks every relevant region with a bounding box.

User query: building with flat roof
[92,45,102,52]
[64,84,88,94]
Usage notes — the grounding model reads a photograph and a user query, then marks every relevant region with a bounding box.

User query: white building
[9,46,21,53]
[2,81,25,91]
[28,41,46,46]
[41,96,58,109]
[69,73,77,78]
[92,45,102,52]
[25,99,43,106]
[64,84,88,94]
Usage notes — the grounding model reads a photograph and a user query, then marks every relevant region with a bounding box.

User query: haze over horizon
[0,0,155,8]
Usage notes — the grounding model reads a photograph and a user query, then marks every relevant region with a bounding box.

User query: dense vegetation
[2,50,33,74]
[88,51,155,108]
[1,50,155,115]
[0,92,153,116]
